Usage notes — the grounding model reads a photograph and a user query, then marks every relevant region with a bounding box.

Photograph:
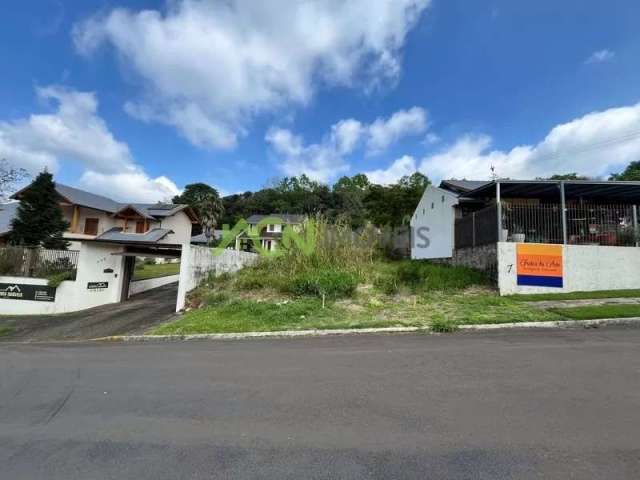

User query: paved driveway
[0,283,178,342]
[1,327,639,479]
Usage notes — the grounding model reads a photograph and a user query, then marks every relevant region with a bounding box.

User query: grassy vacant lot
[152,220,568,335]
[133,262,180,281]
[550,304,640,320]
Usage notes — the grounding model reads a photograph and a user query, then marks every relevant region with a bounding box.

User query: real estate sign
[516,244,563,288]
[0,283,57,302]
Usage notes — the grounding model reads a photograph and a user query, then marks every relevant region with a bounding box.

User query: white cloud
[365,155,417,184]
[0,86,132,174]
[74,0,430,149]
[0,85,182,203]
[266,107,427,182]
[265,127,351,183]
[585,49,615,64]
[79,171,180,203]
[419,102,640,181]
[367,107,427,154]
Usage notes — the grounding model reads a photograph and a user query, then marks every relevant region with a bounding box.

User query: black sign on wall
[87,281,109,290]
[0,283,56,302]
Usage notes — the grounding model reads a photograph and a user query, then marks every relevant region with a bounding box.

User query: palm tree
[198,193,224,243]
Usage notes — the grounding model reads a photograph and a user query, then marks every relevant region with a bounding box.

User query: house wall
[497,242,640,295]
[410,185,459,259]
[0,242,127,315]
[157,211,193,245]
[61,206,118,236]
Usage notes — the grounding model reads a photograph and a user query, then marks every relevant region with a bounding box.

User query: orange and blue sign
[516,244,563,288]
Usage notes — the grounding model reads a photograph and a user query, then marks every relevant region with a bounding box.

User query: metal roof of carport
[463,180,640,203]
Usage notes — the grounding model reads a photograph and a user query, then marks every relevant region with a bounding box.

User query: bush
[431,317,459,333]
[289,270,359,299]
[47,270,74,288]
[396,261,488,291]
[374,274,399,295]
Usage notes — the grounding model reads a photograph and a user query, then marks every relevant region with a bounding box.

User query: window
[84,218,99,235]
[136,221,146,234]
[442,195,445,202]
[267,224,276,232]
[431,202,435,209]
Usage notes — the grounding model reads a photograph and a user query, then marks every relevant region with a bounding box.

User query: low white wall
[1,242,127,315]
[498,242,640,295]
[129,274,179,297]
[176,245,258,311]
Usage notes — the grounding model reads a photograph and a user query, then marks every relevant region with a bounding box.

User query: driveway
[1,327,639,479]
[0,283,178,342]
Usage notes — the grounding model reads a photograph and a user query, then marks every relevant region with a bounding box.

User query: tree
[610,161,640,181]
[173,183,224,236]
[199,193,225,241]
[539,173,589,180]
[0,159,28,201]
[10,171,69,249]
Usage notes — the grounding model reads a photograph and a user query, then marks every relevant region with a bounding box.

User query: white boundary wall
[498,242,640,295]
[0,242,127,315]
[176,245,258,311]
[129,274,179,297]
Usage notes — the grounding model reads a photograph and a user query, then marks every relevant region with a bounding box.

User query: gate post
[176,242,192,312]
[633,205,639,247]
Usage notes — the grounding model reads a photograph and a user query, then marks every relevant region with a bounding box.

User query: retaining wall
[129,274,180,297]
[176,246,258,311]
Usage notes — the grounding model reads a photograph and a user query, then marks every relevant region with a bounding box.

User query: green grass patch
[509,289,640,302]
[550,304,640,320]
[133,262,180,281]
[0,325,14,337]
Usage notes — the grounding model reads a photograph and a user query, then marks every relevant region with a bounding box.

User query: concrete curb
[93,317,640,342]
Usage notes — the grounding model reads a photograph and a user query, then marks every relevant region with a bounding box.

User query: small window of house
[136,221,146,234]
[431,202,435,209]
[442,195,445,202]
[422,208,425,215]
[84,218,99,235]
[267,224,275,232]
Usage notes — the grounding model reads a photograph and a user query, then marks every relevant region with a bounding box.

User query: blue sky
[2,0,639,201]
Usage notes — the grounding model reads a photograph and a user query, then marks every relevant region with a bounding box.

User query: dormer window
[84,218,99,235]
[136,220,146,233]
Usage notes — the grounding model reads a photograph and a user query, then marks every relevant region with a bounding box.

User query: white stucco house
[9,182,199,249]
[411,180,489,259]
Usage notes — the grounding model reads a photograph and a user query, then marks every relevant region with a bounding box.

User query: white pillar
[176,242,191,312]
[496,181,503,241]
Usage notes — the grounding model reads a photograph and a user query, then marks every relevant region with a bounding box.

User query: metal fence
[0,247,80,279]
[502,203,638,246]
[455,205,499,249]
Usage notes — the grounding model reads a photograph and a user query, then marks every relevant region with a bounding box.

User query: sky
[1,0,640,202]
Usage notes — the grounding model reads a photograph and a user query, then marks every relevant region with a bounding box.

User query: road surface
[1,327,639,479]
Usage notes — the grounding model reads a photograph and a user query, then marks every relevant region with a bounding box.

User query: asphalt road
[1,327,639,479]
[0,283,178,341]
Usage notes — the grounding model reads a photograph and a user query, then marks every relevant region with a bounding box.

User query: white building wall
[498,242,640,295]
[410,185,459,259]
[158,211,193,245]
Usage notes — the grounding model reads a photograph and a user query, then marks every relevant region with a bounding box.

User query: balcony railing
[455,203,640,249]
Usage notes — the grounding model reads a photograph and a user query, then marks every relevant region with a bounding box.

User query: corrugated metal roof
[95,227,173,243]
[0,202,19,236]
[246,214,305,224]
[191,230,223,244]
[439,179,491,193]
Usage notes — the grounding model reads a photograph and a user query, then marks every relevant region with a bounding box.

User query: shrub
[47,270,74,288]
[289,270,359,299]
[431,317,459,333]
[396,261,488,291]
[374,274,399,295]
[204,292,230,306]
[144,258,156,265]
